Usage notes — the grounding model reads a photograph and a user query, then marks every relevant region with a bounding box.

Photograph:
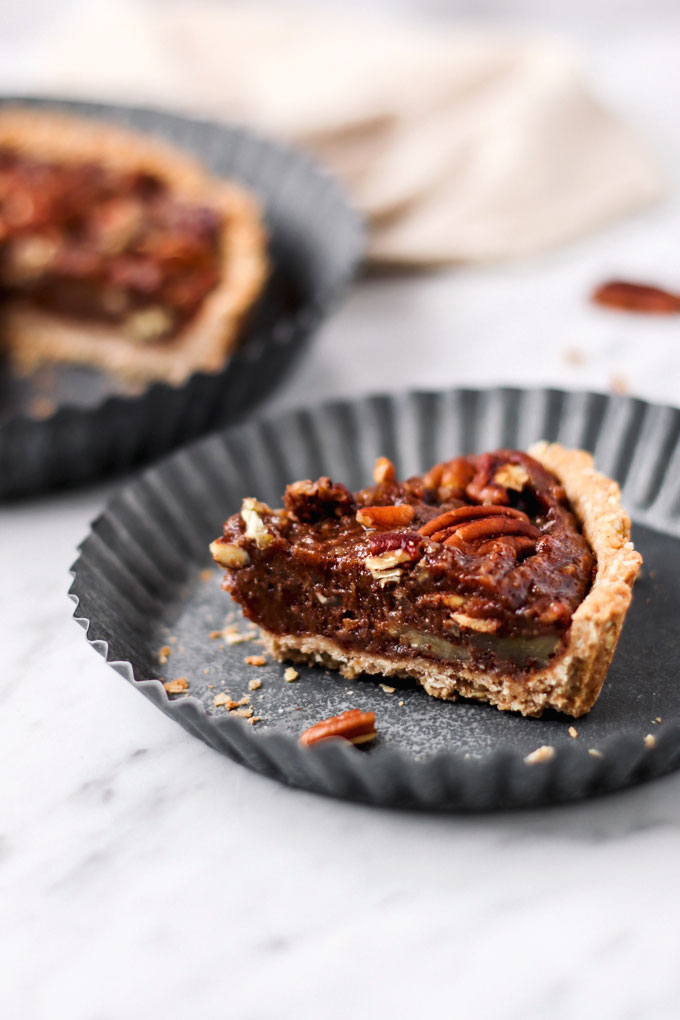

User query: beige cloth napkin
[18,0,662,265]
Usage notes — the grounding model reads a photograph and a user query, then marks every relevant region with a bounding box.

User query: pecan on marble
[592,279,680,314]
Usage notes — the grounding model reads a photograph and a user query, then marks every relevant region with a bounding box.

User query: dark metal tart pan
[0,96,362,498]
[70,387,680,810]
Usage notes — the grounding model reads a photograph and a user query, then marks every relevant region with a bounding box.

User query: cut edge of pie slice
[0,108,268,386]
[211,443,642,719]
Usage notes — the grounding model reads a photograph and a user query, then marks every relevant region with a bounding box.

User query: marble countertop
[4,7,680,1020]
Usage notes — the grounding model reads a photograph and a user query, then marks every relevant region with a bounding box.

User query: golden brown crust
[259,443,642,718]
[527,441,642,715]
[0,108,268,385]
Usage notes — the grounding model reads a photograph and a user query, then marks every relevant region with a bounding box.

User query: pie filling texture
[0,148,222,344]
[210,449,624,716]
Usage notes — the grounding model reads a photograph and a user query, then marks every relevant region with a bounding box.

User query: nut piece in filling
[210,445,641,718]
[0,109,268,385]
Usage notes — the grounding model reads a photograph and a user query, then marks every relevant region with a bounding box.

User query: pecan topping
[284,477,355,522]
[240,498,273,549]
[444,515,540,546]
[356,504,415,529]
[0,150,222,336]
[418,505,527,537]
[419,504,539,552]
[299,709,377,747]
[210,540,250,569]
[592,280,680,314]
[494,463,529,491]
[421,458,475,499]
[368,531,422,558]
[373,456,396,484]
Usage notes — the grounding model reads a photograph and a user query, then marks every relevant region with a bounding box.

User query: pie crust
[0,108,268,385]
[214,444,641,718]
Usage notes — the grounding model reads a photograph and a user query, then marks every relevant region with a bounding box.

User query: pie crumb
[248,716,261,725]
[245,655,266,667]
[524,745,555,765]
[214,692,239,710]
[28,396,57,420]
[284,667,299,683]
[562,346,585,367]
[164,677,188,694]
[568,726,578,739]
[644,734,656,749]
[223,624,255,645]
[235,706,254,719]
[588,748,604,759]
[398,700,405,706]
[159,645,171,664]
[209,630,223,640]
[248,678,262,691]
[379,683,396,694]
[610,372,629,395]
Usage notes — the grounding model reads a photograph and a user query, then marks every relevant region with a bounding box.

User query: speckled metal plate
[70,388,680,810]
[0,96,362,498]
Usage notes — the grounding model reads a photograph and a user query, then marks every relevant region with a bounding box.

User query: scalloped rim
[68,386,680,810]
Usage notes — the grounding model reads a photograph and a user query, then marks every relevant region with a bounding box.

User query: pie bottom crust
[262,442,642,718]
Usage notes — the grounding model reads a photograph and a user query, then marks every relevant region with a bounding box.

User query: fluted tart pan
[70,387,680,810]
[0,95,362,498]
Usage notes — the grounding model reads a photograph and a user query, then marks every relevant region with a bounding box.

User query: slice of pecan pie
[0,109,267,385]
[210,445,641,717]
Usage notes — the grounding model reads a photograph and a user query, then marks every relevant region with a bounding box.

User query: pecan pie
[0,109,267,385]
[210,444,641,717]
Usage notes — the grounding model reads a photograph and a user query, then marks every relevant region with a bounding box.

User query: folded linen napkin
[13,0,662,265]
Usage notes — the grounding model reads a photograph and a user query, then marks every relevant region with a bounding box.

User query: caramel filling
[214,451,595,679]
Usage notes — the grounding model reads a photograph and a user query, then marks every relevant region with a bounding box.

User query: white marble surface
[4,5,680,1020]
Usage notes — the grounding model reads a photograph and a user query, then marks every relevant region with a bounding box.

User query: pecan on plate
[299,709,377,747]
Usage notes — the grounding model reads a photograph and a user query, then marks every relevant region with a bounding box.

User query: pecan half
[418,504,527,537]
[592,280,680,314]
[420,504,539,553]
[299,709,377,747]
[356,504,415,529]
[444,516,540,546]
